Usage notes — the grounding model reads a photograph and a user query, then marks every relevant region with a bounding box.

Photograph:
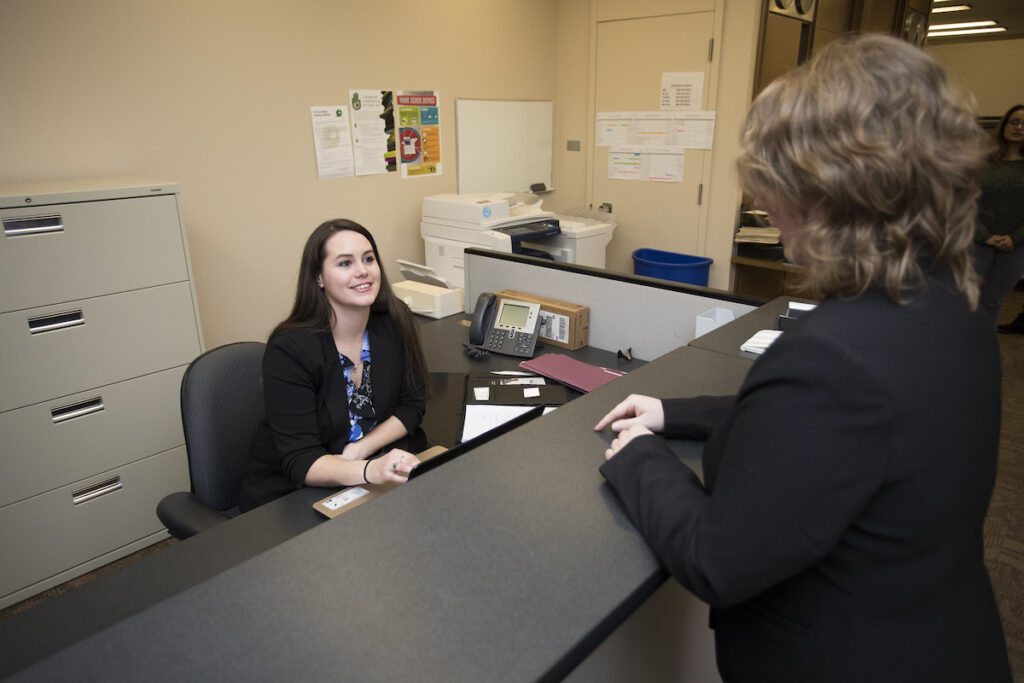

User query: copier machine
[420,192,615,288]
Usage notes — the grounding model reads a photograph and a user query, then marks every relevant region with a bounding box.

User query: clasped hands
[986,235,1015,252]
[594,394,664,460]
[340,440,419,484]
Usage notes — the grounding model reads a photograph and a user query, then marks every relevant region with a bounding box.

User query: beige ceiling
[925,0,1024,43]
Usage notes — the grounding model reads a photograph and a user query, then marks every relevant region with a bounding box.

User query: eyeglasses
[1007,118,1024,129]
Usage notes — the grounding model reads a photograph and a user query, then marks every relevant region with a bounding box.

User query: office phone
[468,292,541,358]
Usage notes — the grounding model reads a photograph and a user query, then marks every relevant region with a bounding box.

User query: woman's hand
[594,394,665,434]
[987,235,1014,252]
[366,448,420,485]
[604,424,653,460]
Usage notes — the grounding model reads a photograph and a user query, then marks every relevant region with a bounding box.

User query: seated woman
[239,219,429,512]
[595,35,1012,682]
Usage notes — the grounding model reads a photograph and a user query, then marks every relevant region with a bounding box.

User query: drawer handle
[3,214,64,237]
[51,396,105,424]
[28,309,85,334]
[72,476,122,505]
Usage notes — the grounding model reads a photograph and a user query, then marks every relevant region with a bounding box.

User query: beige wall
[0,0,559,348]
[0,0,761,349]
[925,38,1024,118]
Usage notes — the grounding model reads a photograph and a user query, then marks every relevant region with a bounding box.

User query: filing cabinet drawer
[0,446,189,602]
[0,282,201,412]
[0,366,187,507]
[0,195,189,313]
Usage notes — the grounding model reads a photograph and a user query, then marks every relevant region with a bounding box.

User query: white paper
[661,72,704,111]
[523,387,541,399]
[609,146,685,182]
[473,387,490,401]
[348,90,393,176]
[740,329,783,355]
[310,106,355,179]
[596,111,715,150]
[461,404,534,442]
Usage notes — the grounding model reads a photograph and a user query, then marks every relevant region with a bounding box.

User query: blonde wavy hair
[737,34,991,308]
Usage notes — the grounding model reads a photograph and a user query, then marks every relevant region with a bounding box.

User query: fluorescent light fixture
[929,20,996,29]
[932,4,972,12]
[927,27,1007,36]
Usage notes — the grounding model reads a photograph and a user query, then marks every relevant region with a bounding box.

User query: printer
[420,192,615,288]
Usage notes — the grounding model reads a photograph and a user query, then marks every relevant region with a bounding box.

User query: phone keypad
[485,329,534,356]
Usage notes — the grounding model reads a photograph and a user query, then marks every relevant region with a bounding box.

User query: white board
[455,99,553,194]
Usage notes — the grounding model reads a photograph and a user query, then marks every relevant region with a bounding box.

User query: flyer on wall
[310,106,355,179]
[396,90,442,178]
[349,90,396,175]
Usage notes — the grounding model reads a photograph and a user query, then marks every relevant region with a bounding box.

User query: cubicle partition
[463,249,760,360]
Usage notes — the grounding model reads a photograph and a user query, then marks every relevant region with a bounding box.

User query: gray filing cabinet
[0,179,204,609]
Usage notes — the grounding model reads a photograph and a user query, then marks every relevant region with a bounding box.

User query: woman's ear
[316,275,323,289]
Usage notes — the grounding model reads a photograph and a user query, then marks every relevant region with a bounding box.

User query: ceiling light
[927,27,1007,37]
[932,4,972,12]
[929,20,996,29]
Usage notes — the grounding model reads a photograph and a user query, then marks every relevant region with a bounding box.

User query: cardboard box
[495,289,589,350]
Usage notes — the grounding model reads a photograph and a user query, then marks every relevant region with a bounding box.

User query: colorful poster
[310,106,355,179]
[349,90,396,175]
[396,91,442,178]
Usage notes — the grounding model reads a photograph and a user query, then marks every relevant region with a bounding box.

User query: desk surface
[7,344,751,682]
[1,312,754,681]
[687,295,815,360]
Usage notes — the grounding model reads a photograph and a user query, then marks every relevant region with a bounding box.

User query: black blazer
[239,313,425,511]
[601,273,1011,682]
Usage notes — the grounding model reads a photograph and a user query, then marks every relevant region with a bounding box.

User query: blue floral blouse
[338,330,377,443]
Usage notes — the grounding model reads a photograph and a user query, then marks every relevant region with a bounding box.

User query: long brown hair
[273,219,429,396]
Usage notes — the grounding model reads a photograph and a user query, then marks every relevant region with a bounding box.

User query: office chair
[156,341,266,540]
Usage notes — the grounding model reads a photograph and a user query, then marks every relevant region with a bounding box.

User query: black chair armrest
[157,491,232,540]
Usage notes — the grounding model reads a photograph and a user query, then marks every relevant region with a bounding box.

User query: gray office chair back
[181,341,266,511]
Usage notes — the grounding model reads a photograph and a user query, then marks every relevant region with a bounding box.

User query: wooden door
[590,9,716,274]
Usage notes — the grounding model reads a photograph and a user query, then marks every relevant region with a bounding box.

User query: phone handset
[469,292,496,346]
[467,292,541,358]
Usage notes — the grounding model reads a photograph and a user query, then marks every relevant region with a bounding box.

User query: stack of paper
[740,329,783,355]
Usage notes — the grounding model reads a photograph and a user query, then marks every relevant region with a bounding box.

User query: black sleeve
[601,331,894,607]
[261,333,330,486]
[661,395,735,440]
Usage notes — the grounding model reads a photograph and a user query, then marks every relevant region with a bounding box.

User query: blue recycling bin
[632,248,713,286]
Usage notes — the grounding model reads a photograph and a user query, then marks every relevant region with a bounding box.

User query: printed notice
[597,111,716,150]
[661,72,704,111]
[609,146,685,182]
[349,90,396,175]
[397,90,442,178]
[310,106,355,179]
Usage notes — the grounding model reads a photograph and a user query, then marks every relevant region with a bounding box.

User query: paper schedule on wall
[596,111,715,150]
[609,146,684,182]
[349,90,396,175]
[310,106,355,179]
[397,90,442,179]
[660,72,704,111]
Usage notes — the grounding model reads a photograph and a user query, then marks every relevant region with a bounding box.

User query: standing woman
[239,219,429,512]
[975,103,1024,327]
[596,36,1011,682]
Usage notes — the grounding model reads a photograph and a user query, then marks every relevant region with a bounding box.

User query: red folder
[519,353,626,393]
